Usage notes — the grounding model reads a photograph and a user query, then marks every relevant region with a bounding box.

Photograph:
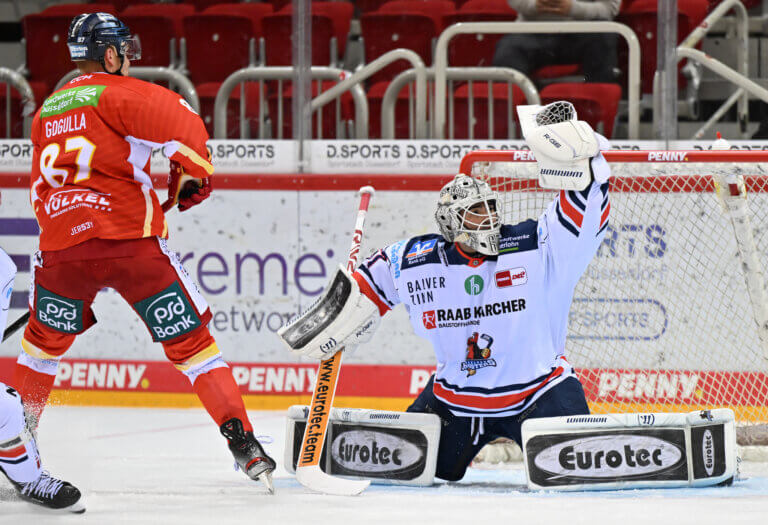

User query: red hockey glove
[162,160,213,212]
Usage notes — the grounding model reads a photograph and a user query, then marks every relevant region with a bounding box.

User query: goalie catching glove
[518,101,602,191]
[162,160,212,212]
[277,265,380,359]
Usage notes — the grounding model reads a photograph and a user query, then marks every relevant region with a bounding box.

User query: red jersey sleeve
[112,82,213,179]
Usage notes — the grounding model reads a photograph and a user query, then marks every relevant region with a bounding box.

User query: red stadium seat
[202,3,274,33]
[183,14,261,138]
[119,15,179,68]
[121,4,195,36]
[618,0,708,93]
[458,0,514,11]
[262,14,337,66]
[278,2,355,56]
[360,13,437,84]
[539,83,622,138]
[22,15,79,101]
[367,81,433,139]
[0,85,27,138]
[40,4,117,16]
[268,81,354,139]
[355,0,393,12]
[198,83,262,138]
[446,12,517,67]
[378,0,456,32]
[100,0,152,10]
[190,0,233,11]
[452,82,526,139]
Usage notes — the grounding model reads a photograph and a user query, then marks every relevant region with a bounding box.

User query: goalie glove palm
[277,266,380,360]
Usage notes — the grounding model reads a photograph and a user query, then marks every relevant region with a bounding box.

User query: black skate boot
[220,418,276,494]
[8,470,85,513]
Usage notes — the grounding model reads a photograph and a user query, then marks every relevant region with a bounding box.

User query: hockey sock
[192,367,253,433]
[13,363,57,424]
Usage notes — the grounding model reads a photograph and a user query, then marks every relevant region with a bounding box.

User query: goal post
[460,149,768,441]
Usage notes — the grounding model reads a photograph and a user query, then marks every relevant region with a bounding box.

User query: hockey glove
[163,160,212,212]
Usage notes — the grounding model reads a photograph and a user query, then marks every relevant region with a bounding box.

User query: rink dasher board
[2,185,766,374]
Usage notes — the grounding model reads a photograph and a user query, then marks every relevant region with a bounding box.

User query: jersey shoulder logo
[41,85,106,118]
[401,235,442,270]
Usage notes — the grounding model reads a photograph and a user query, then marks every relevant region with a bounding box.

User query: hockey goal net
[461,149,768,449]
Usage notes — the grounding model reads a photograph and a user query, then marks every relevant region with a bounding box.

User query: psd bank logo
[35,284,83,333]
[134,282,200,342]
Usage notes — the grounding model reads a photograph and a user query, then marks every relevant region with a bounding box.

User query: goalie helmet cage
[460,149,768,445]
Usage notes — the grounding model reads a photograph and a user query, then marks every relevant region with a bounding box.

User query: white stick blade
[296,465,370,496]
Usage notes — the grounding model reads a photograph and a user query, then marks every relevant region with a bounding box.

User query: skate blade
[258,471,275,494]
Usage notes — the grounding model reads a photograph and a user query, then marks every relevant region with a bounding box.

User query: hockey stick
[2,311,29,343]
[295,186,375,496]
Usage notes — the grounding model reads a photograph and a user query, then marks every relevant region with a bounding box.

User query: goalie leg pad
[285,406,441,486]
[277,265,380,359]
[522,409,738,491]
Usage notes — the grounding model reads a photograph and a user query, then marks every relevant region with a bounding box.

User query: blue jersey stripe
[556,202,580,237]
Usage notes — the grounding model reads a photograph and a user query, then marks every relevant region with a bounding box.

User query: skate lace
[21,471,63,500]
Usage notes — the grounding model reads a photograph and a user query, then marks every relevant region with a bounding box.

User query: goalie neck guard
[435,174,501,256]
[67,13,141,75]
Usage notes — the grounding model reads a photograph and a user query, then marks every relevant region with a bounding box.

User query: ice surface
[1,406,767,524]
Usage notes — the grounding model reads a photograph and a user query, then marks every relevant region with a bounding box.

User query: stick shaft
[297,188,374,472]
[2,311,29,343]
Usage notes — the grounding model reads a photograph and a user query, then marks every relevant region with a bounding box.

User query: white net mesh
[469,157,768,434]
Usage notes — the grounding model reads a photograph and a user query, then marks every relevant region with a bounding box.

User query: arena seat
[190,0,234,11]
[0,85,26,138]
[446,12,517,67]
[367,81,431,139]
[40,4,117,16]
[119,14,185,68]
[183,13,261,137]
[21,14,79,102]
[539,83,622,138]
[201,3,274,32]
[618,0,708,94]
[262,14,337,66]
[360,13,437,85]
[121,4,195,36]
[268,80,354,139]
[378,0,456,32]
[458,0,514,11]
[278,2,355,58]
[452,82,525,139]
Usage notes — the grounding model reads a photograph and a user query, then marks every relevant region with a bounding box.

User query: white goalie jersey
[353,149,611,418]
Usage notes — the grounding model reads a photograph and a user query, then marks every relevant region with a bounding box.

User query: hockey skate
[220,418,276,494]
[4,469,85,513]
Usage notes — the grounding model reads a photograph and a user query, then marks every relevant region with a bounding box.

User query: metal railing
[213,66,368,139]
[311,49,427,139]
[0,67,34,138]
[381,67,540,139]
[433,21,641,139]
[55,67,200,113]
[675,0,753,139]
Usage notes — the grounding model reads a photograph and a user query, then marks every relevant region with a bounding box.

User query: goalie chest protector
[356,182,609,417]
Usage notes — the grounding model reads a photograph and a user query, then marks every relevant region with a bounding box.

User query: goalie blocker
[285,406,440,486]
[522,409,737,491]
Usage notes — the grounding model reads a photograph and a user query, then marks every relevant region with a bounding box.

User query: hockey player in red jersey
[11,13,275,492]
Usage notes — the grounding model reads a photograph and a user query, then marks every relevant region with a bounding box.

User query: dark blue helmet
[67,13,141,69]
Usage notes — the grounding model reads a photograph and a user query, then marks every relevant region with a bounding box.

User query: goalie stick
[295,186,375,496]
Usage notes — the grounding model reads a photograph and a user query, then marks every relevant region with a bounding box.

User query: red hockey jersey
[30,72,213,251]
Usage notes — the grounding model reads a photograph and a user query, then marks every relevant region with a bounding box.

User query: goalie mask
[435,174,501,256]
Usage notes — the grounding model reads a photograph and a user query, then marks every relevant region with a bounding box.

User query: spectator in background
[493,0,622,84]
